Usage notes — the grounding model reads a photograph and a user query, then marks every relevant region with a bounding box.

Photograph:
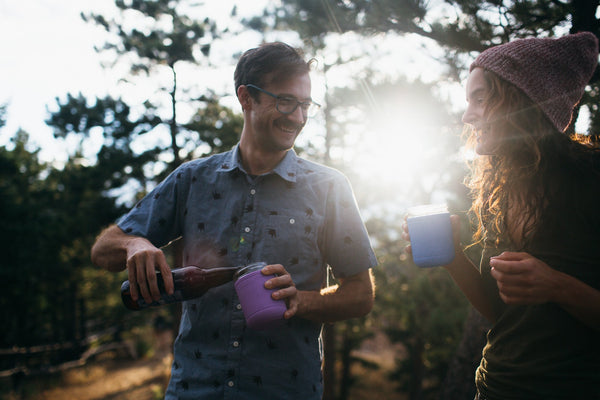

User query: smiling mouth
[275,119,302,135]
[279,125,297,134]
[475,125,490,140]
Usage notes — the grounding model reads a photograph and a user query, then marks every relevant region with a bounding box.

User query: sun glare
[351,97,444,187]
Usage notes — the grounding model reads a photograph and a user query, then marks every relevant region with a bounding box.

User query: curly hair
[464,70,600,249]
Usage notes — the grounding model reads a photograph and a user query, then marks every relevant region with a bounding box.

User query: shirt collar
[217,144,298,183]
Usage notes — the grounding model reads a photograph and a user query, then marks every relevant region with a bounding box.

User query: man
[91,42,377,399]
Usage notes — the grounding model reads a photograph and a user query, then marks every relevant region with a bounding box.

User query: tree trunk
[170,65,181,167]
[322,323,337,400]
[339,327,353,400]
[409,336,424,400]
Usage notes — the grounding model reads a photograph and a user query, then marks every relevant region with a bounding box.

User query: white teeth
[280,126,296,133]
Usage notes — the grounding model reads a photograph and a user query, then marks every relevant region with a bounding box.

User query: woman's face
[462,67,501,155]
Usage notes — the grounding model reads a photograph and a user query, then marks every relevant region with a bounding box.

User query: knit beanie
[471,32,599,132]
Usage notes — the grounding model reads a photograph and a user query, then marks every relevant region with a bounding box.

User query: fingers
[491,266,533,305]
[400,220,410,240]
[401,220,412,254]
[284,296,299,319]
[491,267,532,294]
[489,253,533,273]
[489,253,555,305]
[263,264,295,297]
[491,251,530,262]
[157,256,174,296]
[127,248,171,304]
[490,257,535,286]
[261,264,298,319]
[127,260,139,302]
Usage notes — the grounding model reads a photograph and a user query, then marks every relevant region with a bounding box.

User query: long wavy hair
[464,69,600,249]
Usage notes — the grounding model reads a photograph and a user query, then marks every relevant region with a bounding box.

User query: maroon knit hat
[471,32,599,132]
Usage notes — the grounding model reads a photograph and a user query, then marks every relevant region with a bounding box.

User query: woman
[404,32,600,399]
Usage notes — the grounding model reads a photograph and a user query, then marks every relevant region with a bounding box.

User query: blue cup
[407,205,455,267]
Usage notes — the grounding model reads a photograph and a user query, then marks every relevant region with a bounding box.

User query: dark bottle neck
[176,266,241,298]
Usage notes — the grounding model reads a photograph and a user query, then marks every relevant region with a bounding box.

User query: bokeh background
[1,1,599,399]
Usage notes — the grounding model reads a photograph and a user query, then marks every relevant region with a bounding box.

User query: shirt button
[228,381,234,387]
[250,189,256,195]
[244,227,251,233]
[236,303,242,310]
[233,341,240,347]
[289,218,295,224]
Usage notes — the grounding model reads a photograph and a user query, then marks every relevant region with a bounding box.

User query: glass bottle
[120,265,240,310]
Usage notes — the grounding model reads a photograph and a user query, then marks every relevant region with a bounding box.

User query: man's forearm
[296,270,374,323]
[91,225,134,272]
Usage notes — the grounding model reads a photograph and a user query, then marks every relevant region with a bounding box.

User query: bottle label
[136,289,185,308]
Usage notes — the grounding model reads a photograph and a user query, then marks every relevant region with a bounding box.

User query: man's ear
[237,85,252,111]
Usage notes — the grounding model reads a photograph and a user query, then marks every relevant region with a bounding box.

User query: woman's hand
[489,251,561,305]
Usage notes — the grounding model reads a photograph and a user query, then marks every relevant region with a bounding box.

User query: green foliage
[0,3,244,376]
[83,0,216,72]
[0,103,6,129]
[0,131,128,350]
[181,95,243,160]
[82,0,225,166]
[264,0,600,136]
[369,213,469,399]
[47,93,163,191]
[9,1,596,397]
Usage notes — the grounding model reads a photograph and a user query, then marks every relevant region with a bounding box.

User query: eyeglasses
[246,84,321,117]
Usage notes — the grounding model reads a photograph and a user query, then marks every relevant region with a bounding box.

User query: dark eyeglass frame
[246,84,321,117]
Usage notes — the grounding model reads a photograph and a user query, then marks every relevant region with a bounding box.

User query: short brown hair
[234,42,313,99]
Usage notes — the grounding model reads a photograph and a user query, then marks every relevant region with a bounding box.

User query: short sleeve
[321,174,377,278]
[117,167,188,248]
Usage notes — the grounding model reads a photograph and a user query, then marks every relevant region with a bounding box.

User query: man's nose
[289,105,307,124]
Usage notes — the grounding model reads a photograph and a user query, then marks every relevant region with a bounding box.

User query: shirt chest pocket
[261,213,320,268]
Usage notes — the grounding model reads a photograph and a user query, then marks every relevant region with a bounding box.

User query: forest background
[1,1,599,399]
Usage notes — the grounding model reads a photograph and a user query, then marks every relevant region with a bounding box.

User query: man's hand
[91,225,174,305]
[261,264,374,323]
[261,263,298,320]
[125,240,173,305]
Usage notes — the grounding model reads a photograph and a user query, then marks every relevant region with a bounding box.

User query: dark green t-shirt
[475,222,600,399]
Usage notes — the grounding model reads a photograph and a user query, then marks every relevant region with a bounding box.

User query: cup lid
[407,203,448,217]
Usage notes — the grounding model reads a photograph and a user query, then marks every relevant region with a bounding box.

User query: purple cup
[234,262,287,330]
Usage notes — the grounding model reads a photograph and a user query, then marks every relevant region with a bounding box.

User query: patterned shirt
[118,145,377,399]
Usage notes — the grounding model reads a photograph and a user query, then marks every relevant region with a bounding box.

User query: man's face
[247,73,312,153]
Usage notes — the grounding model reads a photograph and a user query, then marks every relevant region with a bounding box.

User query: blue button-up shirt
[118,145,377,399]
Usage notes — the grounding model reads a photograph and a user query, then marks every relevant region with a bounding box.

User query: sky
[0,0,274,163]
[0,0,470,208]
[0,0,116,161]
[1,1,594,170]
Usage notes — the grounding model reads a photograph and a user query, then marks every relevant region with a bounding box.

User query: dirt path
[9,330,400,400]
[27,329,176,400]
[37,353,173,400]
